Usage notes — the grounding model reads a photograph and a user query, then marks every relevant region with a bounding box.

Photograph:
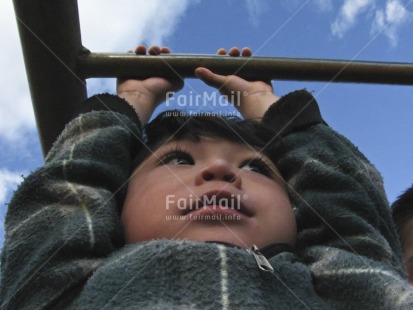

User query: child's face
[121,138,296,249]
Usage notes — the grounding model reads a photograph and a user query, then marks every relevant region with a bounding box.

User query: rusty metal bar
[13,0,87,157]
[78,52,413,85]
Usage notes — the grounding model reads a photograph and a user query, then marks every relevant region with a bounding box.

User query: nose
[195,159,242,188]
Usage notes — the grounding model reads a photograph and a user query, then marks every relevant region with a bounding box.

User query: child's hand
[195,47,279,120]
[117,45,184,125]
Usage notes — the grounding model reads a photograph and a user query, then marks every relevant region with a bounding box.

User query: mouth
[183,190,253,217]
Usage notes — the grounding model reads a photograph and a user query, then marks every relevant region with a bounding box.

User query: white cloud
[0,1,36,141]
[0,169,24,249]
[0,169,24,207]
[245,0,268,27]
[1,0,198,140]
[313,0,334,12]
[331,0,412,46]
[331,0,374,38]
[78,0,200,95]
[371,0,412,46]
[78,0,198,51]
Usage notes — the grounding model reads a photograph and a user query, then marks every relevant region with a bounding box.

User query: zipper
[246,245,274,273]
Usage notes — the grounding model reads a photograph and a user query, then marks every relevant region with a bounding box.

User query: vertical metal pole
[13,0,87,156]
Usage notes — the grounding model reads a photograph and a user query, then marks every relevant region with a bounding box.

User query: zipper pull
[246,245,274,273]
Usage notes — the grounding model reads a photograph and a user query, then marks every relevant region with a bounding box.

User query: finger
[241,47,252,57]
[160,46,171,54]
[217,48,227,55]
[194,67,212,80]
[135,45,147,55]
[148,45,161,55]
[228,47,241,57]
[195,67,228,88]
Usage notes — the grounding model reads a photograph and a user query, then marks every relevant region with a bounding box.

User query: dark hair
[133,110,276,167]
[391,184,413,244]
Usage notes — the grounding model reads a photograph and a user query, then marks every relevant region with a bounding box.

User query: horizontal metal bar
[78,52,413,85]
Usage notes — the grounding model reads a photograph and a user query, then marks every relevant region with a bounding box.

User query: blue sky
[1,0,413,248]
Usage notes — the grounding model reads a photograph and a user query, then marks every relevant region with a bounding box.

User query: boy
[392,184,413,284]
[119,47,296,250]
[1,46,412,309]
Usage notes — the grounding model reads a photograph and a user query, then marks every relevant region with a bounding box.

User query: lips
[183,190,253,217]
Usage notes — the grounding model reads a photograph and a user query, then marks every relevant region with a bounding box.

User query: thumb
[195,67,227,89]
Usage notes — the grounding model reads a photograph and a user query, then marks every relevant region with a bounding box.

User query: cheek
[124,169,183,209]
[248,179,296,244]
[121,170,194,242]
[121,174,165,230]
[121,184,170,243]
[124,179,151,211]
[248,177,291,209]
[405,261,413,284]
[402,227,413,262]
[263,189,294,224]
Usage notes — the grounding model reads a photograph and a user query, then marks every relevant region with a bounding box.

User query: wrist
[117,91,157,125]
[118,91,157,107]
[243,91,279,102]
[238,91,279,120]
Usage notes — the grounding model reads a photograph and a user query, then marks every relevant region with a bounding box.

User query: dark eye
[241,159,271,177]
[161,151,194,165]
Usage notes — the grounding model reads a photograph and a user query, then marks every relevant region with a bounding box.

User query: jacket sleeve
[261,90,413,308]
[0,94,143,309]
